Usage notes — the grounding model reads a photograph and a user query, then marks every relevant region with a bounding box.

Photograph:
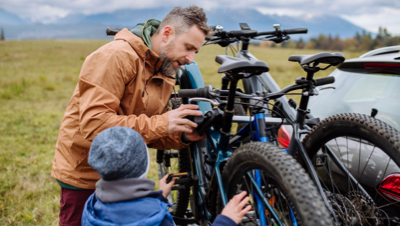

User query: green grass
[0,39,362,225]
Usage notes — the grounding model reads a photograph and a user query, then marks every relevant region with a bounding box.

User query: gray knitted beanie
[88,126,150,181]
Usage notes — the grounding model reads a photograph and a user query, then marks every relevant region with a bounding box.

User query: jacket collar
[129,19,161,50]
[114,28,163,76]
[95,178,155,203]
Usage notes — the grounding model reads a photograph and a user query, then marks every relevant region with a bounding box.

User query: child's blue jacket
[81,178,236,226]
[82,190,174,226]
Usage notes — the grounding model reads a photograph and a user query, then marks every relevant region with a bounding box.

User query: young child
[81,126,251,226]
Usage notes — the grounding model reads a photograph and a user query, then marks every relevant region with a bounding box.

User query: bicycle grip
[283,28,308,35]
[106,27,122,36]
[178,86,211,98]
[314,77,335,86]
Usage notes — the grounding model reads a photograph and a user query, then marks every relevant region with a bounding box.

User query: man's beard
[159,41,180,77]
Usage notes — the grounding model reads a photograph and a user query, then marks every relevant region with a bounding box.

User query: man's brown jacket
[51,29,187,189]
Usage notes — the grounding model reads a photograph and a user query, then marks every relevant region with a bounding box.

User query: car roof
[338,46,400,74]
[344,52,400,63]
[359,46,400,58]
[345,46,400,64]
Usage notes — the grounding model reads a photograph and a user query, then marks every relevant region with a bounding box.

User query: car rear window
[309,69,400,130]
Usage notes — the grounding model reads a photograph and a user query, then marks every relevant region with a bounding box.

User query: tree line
[261,27,400,51]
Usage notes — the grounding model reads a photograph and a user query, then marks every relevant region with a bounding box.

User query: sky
[1,0,400,35]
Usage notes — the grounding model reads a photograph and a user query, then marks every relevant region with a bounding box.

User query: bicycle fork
[253,112,297,226]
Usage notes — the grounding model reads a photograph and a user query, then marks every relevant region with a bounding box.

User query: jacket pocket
[69,131,91,169]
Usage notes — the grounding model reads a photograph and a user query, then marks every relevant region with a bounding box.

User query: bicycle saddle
[215,55,269,74]
[288,52,345,66]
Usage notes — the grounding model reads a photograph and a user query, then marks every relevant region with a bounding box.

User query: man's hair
[157,6,213,37]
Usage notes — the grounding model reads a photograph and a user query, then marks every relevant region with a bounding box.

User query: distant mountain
[1,23,109,40]
[0,8,28,24]
[0,7,369,40]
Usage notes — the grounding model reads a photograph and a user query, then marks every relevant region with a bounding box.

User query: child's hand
[221,191,252,224]
[159,174,176,198]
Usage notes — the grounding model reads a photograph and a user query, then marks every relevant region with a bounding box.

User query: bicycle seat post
[220,74,241,137]
[296,67,318,128]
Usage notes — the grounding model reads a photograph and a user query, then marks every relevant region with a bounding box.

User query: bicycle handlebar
[207,26,308,46]
[212,28,307,39]
[313,76,335,86]
[178,86,213,98]
[106,27,122,36]
[257,28,308,36]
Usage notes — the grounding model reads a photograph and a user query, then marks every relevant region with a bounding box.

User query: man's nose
[185,52,195,64]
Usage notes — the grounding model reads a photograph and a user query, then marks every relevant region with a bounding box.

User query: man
[51,6,213,226]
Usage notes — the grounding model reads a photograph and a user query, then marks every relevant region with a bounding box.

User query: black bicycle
[161,53,340,225]
[199,23,400,225]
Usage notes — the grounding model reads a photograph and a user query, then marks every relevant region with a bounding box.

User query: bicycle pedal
[166,172,191,184]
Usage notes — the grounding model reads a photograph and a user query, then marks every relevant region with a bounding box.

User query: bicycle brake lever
[189,98,220,106]
[317,86,336,91]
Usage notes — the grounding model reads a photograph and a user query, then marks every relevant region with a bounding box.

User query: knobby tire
[221,142,334,226]
[302,113,400,225]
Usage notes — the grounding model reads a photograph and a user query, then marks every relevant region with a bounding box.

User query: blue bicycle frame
[178,62,296,226]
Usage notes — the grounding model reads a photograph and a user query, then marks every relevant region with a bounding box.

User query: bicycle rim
[302,113,400,225]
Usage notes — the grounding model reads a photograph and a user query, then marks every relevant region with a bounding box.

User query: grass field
[0,39,362,225]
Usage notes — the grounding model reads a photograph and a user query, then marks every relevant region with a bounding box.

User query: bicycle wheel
[302,113,400,225]
[158,97,192,217]
[221,142,333,225]
[160,148,191,217]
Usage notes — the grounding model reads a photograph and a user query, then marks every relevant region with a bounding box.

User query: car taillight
[277,126,290,149]
[363,63,400,70]
[376,174,400,206]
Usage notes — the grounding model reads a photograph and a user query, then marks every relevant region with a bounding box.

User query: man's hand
[167,104,202,134]
[221,191,252,224]
[184,130,207,142]
[159,174,176,198]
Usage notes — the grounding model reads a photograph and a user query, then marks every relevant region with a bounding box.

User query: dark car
[307,46,400,224]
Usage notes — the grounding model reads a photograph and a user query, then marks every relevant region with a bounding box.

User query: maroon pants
[59,188,95,226]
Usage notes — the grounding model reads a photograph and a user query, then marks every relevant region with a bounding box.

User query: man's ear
[161,26,174,43]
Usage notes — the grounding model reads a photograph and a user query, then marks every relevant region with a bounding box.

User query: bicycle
[164,53,341,226]
[201,23,400,225]
[159,25,400,225]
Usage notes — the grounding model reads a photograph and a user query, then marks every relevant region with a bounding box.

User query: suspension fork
[252,112,268,226]
[251,111,299,225]
[247,172,284,226]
